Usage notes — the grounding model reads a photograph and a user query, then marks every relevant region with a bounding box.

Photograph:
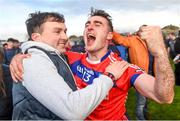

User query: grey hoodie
[20,41,113,119]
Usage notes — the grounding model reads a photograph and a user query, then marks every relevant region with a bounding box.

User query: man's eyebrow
[85,20,103,25]
[94,20,102,25]
[54,27,61,30]
[85,21,90,25]
[53,27,65,31]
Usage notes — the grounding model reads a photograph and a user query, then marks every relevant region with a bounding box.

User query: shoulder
[23,49,57,74]
[65,51,85,63]
[65,51,83,57]
[108,51,123,61]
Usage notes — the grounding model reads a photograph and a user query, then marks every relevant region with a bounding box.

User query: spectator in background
[112,25,154,120]
[2,43,8,50]
[108,40,129,62]
[166,32,176,59]
[0,47,13,119]
[64,41,72,52]
[4,38,21,65]
[71,40,85,53]
[174,30,180,85]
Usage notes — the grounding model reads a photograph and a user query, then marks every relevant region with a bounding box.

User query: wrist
[103,72,116,82]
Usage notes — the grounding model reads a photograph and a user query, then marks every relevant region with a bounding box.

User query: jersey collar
[86,50,111,64]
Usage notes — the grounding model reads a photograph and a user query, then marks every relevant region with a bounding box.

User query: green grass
[126,86,180,120]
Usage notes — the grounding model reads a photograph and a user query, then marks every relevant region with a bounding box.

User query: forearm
[24,74,113,119]
[63,75,113,119]
[23,55,113,119]
[112,32,128,46]
[137,26,175,103]
[154,48,175,103]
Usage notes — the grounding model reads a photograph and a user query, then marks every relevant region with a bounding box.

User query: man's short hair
[7,38,19,43]
[169,32,176,36]
[26,11,65,40]
[89,8,113,32]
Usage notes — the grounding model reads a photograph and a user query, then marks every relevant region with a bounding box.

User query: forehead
[87,16,108,24]
[7,41,13,44]
[42,21,66,29]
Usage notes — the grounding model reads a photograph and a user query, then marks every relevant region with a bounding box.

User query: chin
[85,47,91,52]
[85,45,93,50]
[86,48,95,53]
[58,48,66,53]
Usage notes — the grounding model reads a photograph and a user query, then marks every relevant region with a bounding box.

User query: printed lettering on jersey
[70,60,101,84]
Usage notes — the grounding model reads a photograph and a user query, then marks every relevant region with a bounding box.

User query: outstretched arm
[112,32,131,47]
[135,26,175,103]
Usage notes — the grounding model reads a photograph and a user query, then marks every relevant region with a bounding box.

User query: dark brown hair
[89,8,113,32]
[26,11,65,40]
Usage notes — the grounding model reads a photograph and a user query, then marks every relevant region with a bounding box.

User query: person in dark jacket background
[0,47,13,120]
[174,30,180,85]
[4,38,21,65]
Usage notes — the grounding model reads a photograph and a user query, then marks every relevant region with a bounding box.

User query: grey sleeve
[22,54,113,119]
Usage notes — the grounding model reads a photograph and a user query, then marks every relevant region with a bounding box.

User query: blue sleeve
[130,74,142,86]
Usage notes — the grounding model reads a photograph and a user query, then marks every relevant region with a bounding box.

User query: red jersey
[65,51,144,120]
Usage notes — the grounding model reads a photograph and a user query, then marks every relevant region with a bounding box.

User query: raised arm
[112,32,131,47]
[135,26,175,103]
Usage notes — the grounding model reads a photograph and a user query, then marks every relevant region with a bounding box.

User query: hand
[10,53,31,82]
[105,60,129,80]
[138,26,166,57]
[173,54,180,64]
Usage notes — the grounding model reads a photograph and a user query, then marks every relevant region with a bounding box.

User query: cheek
[58,46,66,52]
[83,38,88,46]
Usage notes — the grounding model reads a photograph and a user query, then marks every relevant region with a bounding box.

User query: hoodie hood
[21,41,60,54]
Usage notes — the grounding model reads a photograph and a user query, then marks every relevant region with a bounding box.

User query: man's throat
[86,57,101,64]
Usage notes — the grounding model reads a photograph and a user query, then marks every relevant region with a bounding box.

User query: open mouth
[58,42,66,48]
[87,33,96,46]
[58,42,66,46]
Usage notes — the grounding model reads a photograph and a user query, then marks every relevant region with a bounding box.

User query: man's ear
[107,32,113,40]
[31,33,41,41]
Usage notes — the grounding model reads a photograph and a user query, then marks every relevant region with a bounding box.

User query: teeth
[87,34,93,37]
[87,33,95,39]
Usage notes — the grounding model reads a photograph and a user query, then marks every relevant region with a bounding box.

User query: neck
[87,48,108,61]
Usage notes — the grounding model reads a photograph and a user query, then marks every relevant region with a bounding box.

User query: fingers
[10,64,18,82]
[139,32,151,41]
[118,61,129,71]
[138,26,152,40]
[9,53,31,82]
[10,63,22,82]
[114,61,129,80]
[111,60,128,66]
[106,60,129,80]
[10,56,23,82]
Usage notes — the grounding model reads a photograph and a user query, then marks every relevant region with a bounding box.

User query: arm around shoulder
[22,54,113,119]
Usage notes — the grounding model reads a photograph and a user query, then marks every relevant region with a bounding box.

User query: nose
[61,32,68,42]
[87,24,94,31]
